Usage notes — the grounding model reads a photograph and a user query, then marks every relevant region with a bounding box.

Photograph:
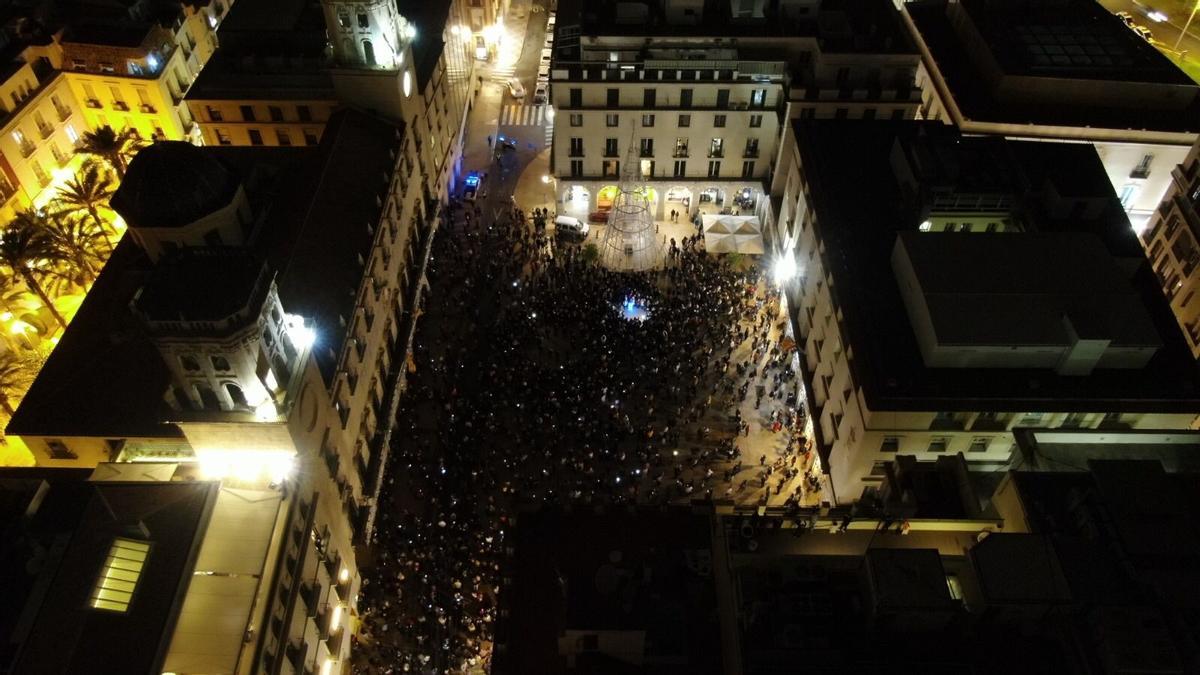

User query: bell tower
[321,0,419,121]
[322,0,414,70]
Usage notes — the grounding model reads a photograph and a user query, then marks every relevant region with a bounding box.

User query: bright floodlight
[285,313,316,350]
[773,255,797,284]
[546,106,556,121]
[482,23,501,42]
[541,174,550,184]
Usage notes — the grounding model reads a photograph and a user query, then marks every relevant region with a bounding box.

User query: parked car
[463,172,485,200]
[537,65,550,81]
[533,83,549,105]
[507,77,526,99]
[554,215,589,238]
[1115,10,1134,25]
[1133,25,1153,41]
[540,49,553,65]
[547,13,556,28]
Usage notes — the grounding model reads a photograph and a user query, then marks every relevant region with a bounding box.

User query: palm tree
[74,125,142,178]
[0,212,69,330]
[44,213,107,288]
[0,350,29,416]
[54,161,117,250]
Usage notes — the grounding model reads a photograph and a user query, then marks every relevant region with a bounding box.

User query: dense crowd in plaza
[351,195,818,673]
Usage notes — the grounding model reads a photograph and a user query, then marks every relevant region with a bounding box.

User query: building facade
[7,108,438,672]
[550,0,921,230]
[773,120,1200,502]
[187,0,476,199]
[902,0,1200,229]
[1140,139,1200,358]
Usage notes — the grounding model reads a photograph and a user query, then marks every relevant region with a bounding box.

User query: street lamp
[773,254,797,285]
[1175,0,1200,51]
[546,105,555,122]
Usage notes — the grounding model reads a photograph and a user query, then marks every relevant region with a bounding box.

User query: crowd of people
[352,194,818,673]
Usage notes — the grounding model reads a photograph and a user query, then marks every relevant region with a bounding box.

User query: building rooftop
[134,248,267,324]
[63,22,152,49]
[495,508,721,675]
[187,53,337,101]
[794,119,1200,413]
[0,473,218,674]
[906,0,1200,134]
[7,148,306,440]
[267,109,403,385]
[561,0,913,54]
[895,230,1161,349]
[112,141,242,229]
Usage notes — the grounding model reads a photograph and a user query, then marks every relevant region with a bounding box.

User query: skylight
[90,538,150,612]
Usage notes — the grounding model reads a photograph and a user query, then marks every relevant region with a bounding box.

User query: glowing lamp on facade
[482,23,502,44]
[773,254,797,285]
[330,604,343,631]
[402,70,413,98]
[339,567,351,583]
[320,659,334,675]
[146,53,160,72]
[285,314,316,350]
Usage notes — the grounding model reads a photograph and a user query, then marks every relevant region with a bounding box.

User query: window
[338,10,351,28]
[276,129,292,146]
[248,129,264,145]
[713,114,726,128]
[968,437,990,453]
[180,354,201,371]
[928,437,948,453]
[357,12,369,29]
[605,113,619,127]
[749,114,763,128]
[880,436,899,453]
[215,128,232,145]
[268,105,284,121]
[362,40,376,66]
[240,105,255,121]
[1017,412,1045,427]
[570,88,582,107]
[709,137,723,157]
[210,355,231,371]
[206,105,223,121]
[716,89,730,108]
[569,137,584,156]
[672,160,686,177]
[744,138,759,157]
[604,138,618,157]
[673,137,688,157]
[303,129,319,145]
[639,138,654,157]
[643,89,656,107]
[678,114,691,127]
[680,88,693,108]
[65,124,79,144]
[47,439,76,459]
[607,88,619,106]
[297,105,312,121]
[1132,153,1153,179]
[751,89,766,106]
[602,160,619,177]
[741,161,755,178]
[569,160,583,177]
[1118,184,1137,208]
[707,160,720,178]
[569,113,582,127]
[225,383,248,407]
[641,114,655,127]
[90,538,149,612]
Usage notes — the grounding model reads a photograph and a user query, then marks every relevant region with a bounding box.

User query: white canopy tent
[702,215,765,255]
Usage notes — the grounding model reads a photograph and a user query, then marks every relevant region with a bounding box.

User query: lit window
[90,538,149,612]
[65,123,79,144]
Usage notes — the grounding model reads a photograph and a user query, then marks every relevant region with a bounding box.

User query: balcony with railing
[743,147,759,159]
[36,123,52,140]
[17,140,35,158]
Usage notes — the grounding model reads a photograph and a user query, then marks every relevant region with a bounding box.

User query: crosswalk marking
[499,104,550,126]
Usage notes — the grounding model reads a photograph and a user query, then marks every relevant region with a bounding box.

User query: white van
[554,215,589,237]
